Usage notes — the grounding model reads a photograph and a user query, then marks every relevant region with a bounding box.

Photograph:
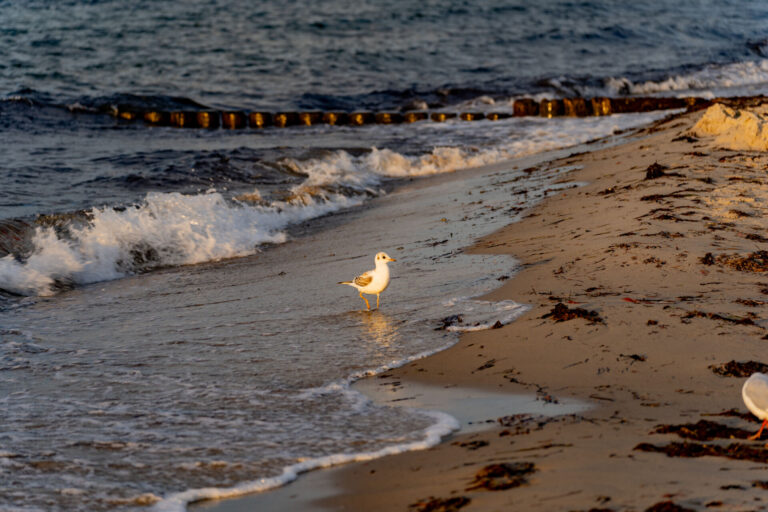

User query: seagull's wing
[744,373,768,413]
[354,271,374,287]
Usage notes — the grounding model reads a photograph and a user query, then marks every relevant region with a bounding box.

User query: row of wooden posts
[114,96,707,129]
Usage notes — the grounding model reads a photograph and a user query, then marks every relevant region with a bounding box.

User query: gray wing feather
[354,272,373,287]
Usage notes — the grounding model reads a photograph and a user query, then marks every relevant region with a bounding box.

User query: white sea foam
[442,299,530,332]
[604,59,768,98]
[152,408,457,512]
[290,110,672,186]
[451,59,768,107]
[0,192,360,296]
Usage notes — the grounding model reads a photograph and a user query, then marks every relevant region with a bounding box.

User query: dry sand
[304,101,768,512]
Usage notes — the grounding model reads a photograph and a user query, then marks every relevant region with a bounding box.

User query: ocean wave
[152,408,457,512]
[603,59,768,98]
[0,192,360,296]
[0,110,670,297]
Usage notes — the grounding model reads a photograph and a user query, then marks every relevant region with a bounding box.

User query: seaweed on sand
[652,420,753,441]
[543,303,604,324]
[466,462,536,491]
[681,310,755,326]
[409,496,471,512]
[702,251,768,272]
[635,441,768,464]
[709,360,768,377]
[645,501,695,512]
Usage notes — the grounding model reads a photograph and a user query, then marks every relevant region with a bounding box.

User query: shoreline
[316,101,768,511]
[203,100,768,511]
[189,119,675,512]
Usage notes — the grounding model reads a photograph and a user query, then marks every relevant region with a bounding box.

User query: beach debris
[542,303,604,324]
[643,162,683,180]
[729,209,753,218]
[640,188,704,202]
[745,233,768,243]
[408,496,471,512]
[496,413,548,432]
[475,359,496,371]
[466,462,536,491]
[435,314,463,330]
[645,501,695,512]
[652,420,753,441]
[454,440,489,451]
[747,297,768,306]
[702,251,768,272]
[644,231,685,238]
[619,353,646,363]
[635,441,768,464]
[753,481,768,489]
[709,360,768,377]
[680,310,755,326]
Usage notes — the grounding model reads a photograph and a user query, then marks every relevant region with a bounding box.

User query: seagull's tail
[338,281,353,286]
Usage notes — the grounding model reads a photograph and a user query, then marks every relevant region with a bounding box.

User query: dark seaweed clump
[635,441,768,463]
[645,501,695,512]
[466,462,536,491]
[709,360,768,377]
[542,303,603,324]
[703,251,768,272]
[652,420,752,441]
[435,314,463,330]
[409,496,471,512]
[681,310,755,325]
[645,162,669,179]
[643,162,683,180]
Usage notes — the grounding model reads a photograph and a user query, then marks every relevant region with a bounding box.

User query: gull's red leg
[749,418,768,440]
[359,292,370,310]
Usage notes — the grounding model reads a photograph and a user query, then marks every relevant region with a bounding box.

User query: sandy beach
[196,100,768,512]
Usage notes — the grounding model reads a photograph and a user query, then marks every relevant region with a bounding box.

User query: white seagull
[742,372,768,440]
[338,252,396,310]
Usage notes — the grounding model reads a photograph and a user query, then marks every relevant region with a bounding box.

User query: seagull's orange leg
[376,294,380,309]
[359,292,370,310]
[749,419,768,440]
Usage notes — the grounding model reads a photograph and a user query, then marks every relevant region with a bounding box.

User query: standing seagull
[338,252,396,310]
[742,372,768,440]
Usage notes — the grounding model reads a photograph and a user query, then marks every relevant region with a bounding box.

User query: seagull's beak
[387,257,396,262]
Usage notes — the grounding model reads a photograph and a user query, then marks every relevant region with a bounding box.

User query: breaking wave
[0,110,670,297]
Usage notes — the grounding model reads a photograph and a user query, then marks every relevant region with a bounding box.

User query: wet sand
[197,101,768,511]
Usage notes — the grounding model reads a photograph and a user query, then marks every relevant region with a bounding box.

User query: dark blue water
[3,0,768,109]
[3,0,768,223]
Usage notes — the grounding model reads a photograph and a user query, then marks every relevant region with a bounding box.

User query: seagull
[338,252,396,310]
[742,372,768,440]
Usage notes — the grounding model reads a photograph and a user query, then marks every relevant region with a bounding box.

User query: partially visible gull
[742,372,768,440]
[339,252,396,310]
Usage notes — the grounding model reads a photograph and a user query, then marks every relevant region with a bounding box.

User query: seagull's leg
[359,292,370,310]
[376,294,380,309]
[749,418,768,440]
